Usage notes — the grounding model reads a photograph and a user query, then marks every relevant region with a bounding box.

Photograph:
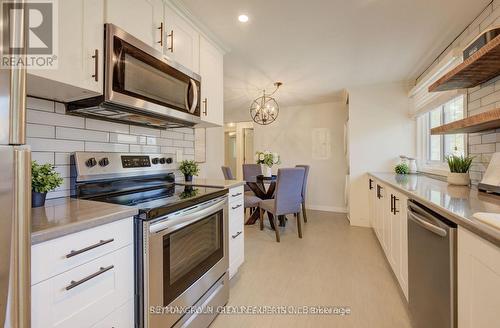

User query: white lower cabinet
[31,218,134,328]
[458,227,500,328]
[91,299,134,328]
[369,177,408,300]
[228,186,245,279]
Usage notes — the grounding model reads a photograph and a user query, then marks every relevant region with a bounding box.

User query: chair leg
[302,201,308,223]
[272,214,280,242]
[259,208,264,231]
[297,211,303,239]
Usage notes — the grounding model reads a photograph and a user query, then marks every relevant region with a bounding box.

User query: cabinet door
[105,0,163,51]
[91,299,133,328]
[398,193,409,300]
[199,36,224,126]
[388,189,400,276]
[163,5,200,73]
[368,178,376,228]
[375,183,385,248]
[458,227,500,328]
[27,0,103,101]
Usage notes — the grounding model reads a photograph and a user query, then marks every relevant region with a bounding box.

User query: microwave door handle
[188,79,198,114]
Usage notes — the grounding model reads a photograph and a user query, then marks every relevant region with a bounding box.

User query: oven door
[105,24,201,121]
[146,196,228,328]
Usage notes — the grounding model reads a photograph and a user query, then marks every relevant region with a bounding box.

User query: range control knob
[151,157,160,165]
[159,157,166,164]
[99,157,109,167]
[85,157,97,168]
[165,157,173,164]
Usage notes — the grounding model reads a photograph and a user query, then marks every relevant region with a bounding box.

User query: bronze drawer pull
[231,204,242,210]
[91,49,98,82]
[158,22,164,46]
[231,192,242,197]
[66,238,114,258]
[203,98,208,115]
[231,231,242,239]
[65,265,114,291]
[167,30,174,52]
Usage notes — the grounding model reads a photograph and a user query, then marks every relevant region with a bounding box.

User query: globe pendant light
[250,82,282,125]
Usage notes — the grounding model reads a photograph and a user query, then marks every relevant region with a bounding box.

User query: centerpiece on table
[31,161,64,208]
[446,154,474,186]
[255,151,281,178]
[179,160,200,182]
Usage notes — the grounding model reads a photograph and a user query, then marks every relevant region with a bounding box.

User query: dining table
[245,175,287,228]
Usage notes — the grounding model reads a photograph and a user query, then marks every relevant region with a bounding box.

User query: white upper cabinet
[104,0,164,52]
[163,5,200,73]
[199,35,224,126]
[27,0,104,102]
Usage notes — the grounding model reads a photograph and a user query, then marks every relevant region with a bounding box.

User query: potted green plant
[445,154,474,186]
[31,161,64,208]
[179,160,200,182]
[255,151,281,177]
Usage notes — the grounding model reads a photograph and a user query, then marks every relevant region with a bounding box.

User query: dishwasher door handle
[408,211,447,237]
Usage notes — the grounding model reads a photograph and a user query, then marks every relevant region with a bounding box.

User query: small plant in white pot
[446,154,474,186]
[256,151,281,177]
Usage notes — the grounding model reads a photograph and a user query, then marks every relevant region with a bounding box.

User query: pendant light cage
[250,82,282,125]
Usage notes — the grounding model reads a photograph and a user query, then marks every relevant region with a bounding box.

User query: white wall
[198,127,225,179]
[348,82,415,227]
[253,101,348,212]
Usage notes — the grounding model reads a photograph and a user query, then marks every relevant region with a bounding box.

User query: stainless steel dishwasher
[407,200,457,328]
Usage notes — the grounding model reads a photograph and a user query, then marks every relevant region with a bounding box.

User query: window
[422,96,466,164]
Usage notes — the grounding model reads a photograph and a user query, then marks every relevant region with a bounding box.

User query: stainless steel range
[71,152,229,328]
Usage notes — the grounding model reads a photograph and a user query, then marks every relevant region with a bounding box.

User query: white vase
[447,172,470,186]
[262,165,272,178]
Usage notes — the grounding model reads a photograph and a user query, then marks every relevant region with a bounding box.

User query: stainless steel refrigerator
[0,1,31,326]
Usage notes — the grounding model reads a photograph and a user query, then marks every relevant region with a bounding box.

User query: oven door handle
[149,196,227,235]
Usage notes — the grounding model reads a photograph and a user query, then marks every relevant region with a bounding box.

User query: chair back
[274,168,305,215]
[221,166,235,180]
[242,164,262,182]
[295,165,310,201]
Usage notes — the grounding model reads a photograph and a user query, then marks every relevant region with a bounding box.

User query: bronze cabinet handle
[393,197,400,214]
[158,22,164,46]
[203,98,208,115]
[231,231,243,239]
[91,49,98,82]
[231,192,242,197]
[65,265,114,291]
[167,30,174,52]
[66,238,114,258]
[231,204,242,210]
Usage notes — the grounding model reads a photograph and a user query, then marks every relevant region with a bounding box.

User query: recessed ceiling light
[238,14,249,23]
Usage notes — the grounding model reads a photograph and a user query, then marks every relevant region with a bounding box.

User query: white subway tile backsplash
[469,135,481,145]
[84,142,129,153]
[85,118,129,134]
[26,99,195,199]
[481,133,497,144]
[27,124,55,138]
[28,138,85,152]
[130,125,161,137]
[27,109,85,128]
[56,127,109,142]
[27,98,54,112]
[31,152,54,165]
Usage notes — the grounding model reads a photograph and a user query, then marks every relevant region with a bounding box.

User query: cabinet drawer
[32,218,133,285]
[228,186,244,204]
[91,299,134,328]
[229,201,244,236]
[32,244,134,328]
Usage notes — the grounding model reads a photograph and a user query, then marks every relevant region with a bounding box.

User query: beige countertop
[31,198,138,245]
[369,172,500,247]
[176,178,246,189]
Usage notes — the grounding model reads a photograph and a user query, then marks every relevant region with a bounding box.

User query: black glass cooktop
[90,184,227,220]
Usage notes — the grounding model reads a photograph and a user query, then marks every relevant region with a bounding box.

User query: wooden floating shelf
[429,34,500,92]
[431,108,500,135]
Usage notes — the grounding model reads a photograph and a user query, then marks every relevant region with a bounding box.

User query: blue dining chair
[221,166,235,180]
[296,165,310,223]
[259,167,305,242]
[242,164,263,215]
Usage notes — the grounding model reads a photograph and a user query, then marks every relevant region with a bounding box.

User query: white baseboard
[306,204,348,213]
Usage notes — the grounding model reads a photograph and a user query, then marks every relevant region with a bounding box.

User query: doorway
[224,122,254,180]
[243,128,254,164]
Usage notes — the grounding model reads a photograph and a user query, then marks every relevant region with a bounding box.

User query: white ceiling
[180,0,490,122]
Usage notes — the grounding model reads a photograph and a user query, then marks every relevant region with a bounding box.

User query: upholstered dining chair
[221,166,235,180]
[242,164,262,194]
[296,165,310,223]
[259,167,305,242]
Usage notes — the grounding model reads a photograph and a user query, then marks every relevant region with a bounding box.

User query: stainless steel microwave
[68,24,202,129]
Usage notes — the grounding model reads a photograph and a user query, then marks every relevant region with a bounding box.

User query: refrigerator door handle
[8,147,31,327]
